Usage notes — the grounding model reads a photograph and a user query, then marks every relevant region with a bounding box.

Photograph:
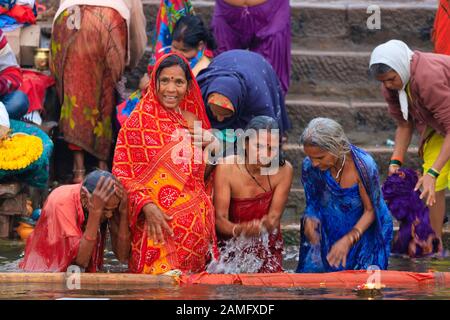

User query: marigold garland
[0,134,44,170]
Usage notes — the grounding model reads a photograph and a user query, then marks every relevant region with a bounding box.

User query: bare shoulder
[265,160,293,187]
[276,160,294,179]
[215,155,238,178]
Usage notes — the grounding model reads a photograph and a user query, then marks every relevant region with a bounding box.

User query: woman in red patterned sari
[112,53,217,274]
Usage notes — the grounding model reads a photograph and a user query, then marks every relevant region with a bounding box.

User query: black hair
[155,54,193,83]
[245,116,280,132]
[82,170,117,193]
[369,63,394,78]
[243,116,286,166]
[172,15,217,51]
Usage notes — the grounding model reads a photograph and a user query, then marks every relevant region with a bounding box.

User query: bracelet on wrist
[348,227,362,246]
[83,234,97,241]
[232,224,239,238]
[389,159,402,167]
[427,168,440,179]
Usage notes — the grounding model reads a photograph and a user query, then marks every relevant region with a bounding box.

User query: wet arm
[392,120,414,162]
[109,210,131,263]
[352,182,376,237]
[262,163,294,232]
[213,165,235,238]
[75,210,102,268]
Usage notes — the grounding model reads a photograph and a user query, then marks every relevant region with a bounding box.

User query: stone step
[140,0,437,51]
[123,46,384,98]
[290,49,378,96]
[285,96,397,137]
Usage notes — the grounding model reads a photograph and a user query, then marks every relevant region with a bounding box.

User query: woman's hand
[414,174,436,206]
[191,127,219,149]
[304,218,320,245]
[142,203,174,244]
[87,176,116,217]
[326,235,352,268]
[388,164,400,176]
[139,73,150,92]
[261,215,278,233]
[239,220,262,237]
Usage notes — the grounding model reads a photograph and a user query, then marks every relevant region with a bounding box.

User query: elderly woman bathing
[296,118,393,272]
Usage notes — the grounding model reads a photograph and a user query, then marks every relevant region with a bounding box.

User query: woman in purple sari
[297,118,393,272]
[211,0,291,94]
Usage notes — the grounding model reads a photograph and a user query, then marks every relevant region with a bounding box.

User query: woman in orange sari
[112,53,217,274]
[433,0,450,55]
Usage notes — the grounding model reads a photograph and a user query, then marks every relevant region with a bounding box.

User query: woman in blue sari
[296,118,393,272]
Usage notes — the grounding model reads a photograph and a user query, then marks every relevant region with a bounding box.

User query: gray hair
[369,63,394,78]
[300,118,351,157]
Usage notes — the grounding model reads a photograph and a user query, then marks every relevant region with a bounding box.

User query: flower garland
[0,134,44,170]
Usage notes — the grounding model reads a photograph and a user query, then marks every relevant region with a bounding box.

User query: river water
[0,229,449,300]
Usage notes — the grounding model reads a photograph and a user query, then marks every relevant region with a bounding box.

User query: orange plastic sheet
[180,271,450,289]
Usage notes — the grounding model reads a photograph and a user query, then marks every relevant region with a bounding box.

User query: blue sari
[196,50,290,134]
[296,145,393,272]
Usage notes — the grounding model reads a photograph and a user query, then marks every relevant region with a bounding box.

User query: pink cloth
[19,184,105,272]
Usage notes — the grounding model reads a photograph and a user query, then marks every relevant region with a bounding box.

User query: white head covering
[0,102,10,140]
[0,102,9,128]
[369,40,414,121]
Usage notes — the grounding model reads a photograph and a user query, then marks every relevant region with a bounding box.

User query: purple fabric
[382,168,440,257]
[211,0,291,94]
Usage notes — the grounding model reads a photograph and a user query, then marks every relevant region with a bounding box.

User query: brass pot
[34,48,50,71]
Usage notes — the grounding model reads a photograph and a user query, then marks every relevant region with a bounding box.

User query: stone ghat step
[38,0,437,51]
[285,96,396,136]
[291,49,378,94]
[282,143,423,187]
[124,47,387,98]
[140,0,437,51]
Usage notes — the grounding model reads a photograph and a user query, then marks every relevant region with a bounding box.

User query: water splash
[207,228,283,274]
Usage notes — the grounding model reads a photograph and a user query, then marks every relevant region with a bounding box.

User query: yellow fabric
[422,132,450,191]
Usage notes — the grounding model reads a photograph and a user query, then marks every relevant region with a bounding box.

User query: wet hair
[243,116,286,166]
[245,116,279,132]
[172,15,217,51]
[369,63,394,78]
[300,117,351,158]
[82,170,117,193]
[155,54,192,83]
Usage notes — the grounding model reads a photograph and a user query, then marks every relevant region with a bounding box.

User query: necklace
[243,163,270,193]
[335,153,346,180]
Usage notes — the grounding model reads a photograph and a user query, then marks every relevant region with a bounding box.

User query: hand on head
[84,175,116,215]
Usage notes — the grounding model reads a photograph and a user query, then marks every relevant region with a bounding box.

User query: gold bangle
[83,234,97,241]
[352,227,362,242]
[232,224,239,238]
